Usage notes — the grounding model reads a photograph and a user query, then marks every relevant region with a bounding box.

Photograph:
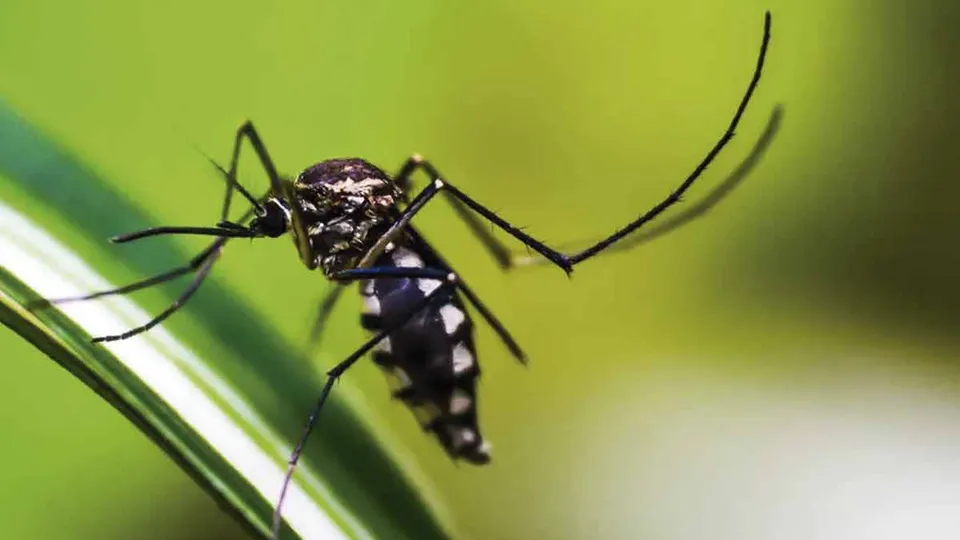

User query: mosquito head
[248,197,290,238]
[292,158,404,274]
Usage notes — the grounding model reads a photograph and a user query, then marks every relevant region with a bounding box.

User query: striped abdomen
[359,241,490,464]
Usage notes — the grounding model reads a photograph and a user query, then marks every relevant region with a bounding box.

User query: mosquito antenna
[190,139,266,216]
[111,226,255,243]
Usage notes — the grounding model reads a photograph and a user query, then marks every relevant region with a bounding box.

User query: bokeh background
[1,1,959,539]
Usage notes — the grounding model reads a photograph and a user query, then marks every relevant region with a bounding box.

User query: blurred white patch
[544,362,960,540]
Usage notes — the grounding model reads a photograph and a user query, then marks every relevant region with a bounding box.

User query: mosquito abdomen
[359,240,491,464]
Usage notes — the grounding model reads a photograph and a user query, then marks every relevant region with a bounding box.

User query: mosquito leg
[25,240,217,309]
[48,125,280,337]
[393,157,515,270]
[35,188,260,312]
[189,143,244,223]
[406,227,525,362]
[371,163,526,358]
[336,264,522,362]
[560,12,771,265]
[219,121,317,268]
[369,12,771,275]
[273,269,457,539]
[350,231,524,361]
[453,281,524,362]
[106,131,289,245]
[43,129,272,307]
[332,266,451,281]
[221,123,273,214]
[307,284,346,351]
[90,250,220,343]
[510,104,784,267]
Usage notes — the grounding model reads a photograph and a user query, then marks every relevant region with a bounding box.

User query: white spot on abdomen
[439,304,465,335]
[417,278,442,295]
[362,295,380,316]
[452,343,474,375]
[449,426,476,449]
[373,336,391,354]
[360,280,375,297]
[392,367,412,389]
[392,246,424,268]
[450,389,471,415]
[476,440,492,456]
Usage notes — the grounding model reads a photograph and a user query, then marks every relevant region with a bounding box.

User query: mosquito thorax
[293,158,404,275]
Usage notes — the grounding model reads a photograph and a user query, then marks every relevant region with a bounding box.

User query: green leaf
[0,101,453,540]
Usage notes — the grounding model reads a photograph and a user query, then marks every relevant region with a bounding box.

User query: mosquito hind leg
[406,227,525,363]
[393,156,517,271]
[510,105,785,267]
[272,268,457,539]
[373,12,771,274]
[306,284,346,351]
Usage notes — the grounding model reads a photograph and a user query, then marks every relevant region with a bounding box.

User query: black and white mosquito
[38,12,771,539]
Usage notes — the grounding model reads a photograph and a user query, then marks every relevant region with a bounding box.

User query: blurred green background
[1,1,959,539]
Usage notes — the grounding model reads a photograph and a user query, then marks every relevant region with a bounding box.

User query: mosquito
[37,12,772,539]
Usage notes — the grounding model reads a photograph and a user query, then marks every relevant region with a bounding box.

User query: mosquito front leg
[37,123,285,341]
[90,250,221,343]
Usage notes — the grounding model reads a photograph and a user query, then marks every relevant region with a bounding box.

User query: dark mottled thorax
[293,158,403,276]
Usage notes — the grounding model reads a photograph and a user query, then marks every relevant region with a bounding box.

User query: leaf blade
[0,102,453,540]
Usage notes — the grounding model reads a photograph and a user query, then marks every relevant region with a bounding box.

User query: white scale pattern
[392,366,412,390]
[450,389,471,415]
[452,343,474,375]
[417,278,442,295]
[392,246,424,268]
[449,426,477,450]
[362,295,380,316]
[389,246,442,295]
[372,336,391,354]
[370,241,489,458]
[438,303,465,335]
